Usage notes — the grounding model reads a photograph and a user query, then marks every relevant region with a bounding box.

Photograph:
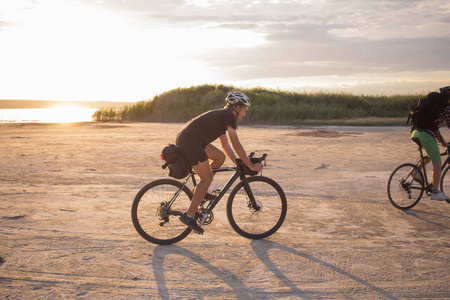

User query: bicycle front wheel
[227,176,287,239]
[131,179,193,245]
[387,163,424,210]
[439,165,450,204]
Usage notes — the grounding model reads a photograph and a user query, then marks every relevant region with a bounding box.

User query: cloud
[48,0,450,93]
[0,21,13,29]
[172,0,450,80]
[1,0,449,100]
[200,34,450,79]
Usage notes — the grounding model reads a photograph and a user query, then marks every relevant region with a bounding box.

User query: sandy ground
[0,122,449,299]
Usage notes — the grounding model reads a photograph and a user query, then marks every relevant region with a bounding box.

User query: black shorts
[176,131,208,166]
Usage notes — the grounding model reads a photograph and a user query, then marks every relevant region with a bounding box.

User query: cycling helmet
[439,86,450,98]
[225,92,251,107]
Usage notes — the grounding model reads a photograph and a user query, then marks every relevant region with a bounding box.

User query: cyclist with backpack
[409,86,450,200]
[176,92,263,234]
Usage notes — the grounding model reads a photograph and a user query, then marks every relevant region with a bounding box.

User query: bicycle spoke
[387,163,423,210]
[132,179,192,245]
[227,176,287,239]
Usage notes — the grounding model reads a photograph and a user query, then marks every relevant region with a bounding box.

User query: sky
[0,0,449,102]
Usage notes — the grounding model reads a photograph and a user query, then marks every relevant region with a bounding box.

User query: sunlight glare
[0,0,268,101]
[42,104,97,123]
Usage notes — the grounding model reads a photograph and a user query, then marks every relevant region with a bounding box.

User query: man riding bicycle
[176,92,263,234]
[410,86,450,200]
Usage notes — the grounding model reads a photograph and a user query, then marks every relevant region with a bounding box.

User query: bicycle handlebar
[235,153,268,176]
[205,153,267,176]
[248,152,268,163]
[236,153,267,164]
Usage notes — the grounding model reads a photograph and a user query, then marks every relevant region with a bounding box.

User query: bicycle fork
[243,180,261,212]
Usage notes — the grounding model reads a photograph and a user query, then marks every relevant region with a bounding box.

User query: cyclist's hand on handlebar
[250,162,263,172]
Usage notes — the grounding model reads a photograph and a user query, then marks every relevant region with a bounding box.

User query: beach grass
[92,84,419,126]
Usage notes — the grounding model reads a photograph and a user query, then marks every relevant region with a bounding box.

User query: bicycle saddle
[412,137,422,147]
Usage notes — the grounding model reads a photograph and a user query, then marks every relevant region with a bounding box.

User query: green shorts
[411,130,441,163]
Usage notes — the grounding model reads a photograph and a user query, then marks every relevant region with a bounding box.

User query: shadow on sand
[152,245,252,299]
[152,240,398,299]
[404,208,450,229]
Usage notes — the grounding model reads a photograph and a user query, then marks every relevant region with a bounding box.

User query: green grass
[92,84,420,126]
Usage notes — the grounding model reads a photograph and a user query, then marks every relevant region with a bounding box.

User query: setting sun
[37,104,97,123]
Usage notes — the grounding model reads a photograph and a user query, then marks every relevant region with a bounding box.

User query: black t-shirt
[180,109,237,145]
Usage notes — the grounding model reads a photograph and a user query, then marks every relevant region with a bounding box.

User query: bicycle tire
[439,166,450,204]
[387,163,424,210]
[226,176,287,239]
[131,178,193,245]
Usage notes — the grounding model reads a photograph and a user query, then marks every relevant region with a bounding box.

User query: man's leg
[423,137,449,200]
[179,160,213,234]
[413,130,448,199]
[432,161,442,191]
[187,160,214,217]
[205,144,226,170]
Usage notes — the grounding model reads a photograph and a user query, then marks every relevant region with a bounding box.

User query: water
[0,107,98,123]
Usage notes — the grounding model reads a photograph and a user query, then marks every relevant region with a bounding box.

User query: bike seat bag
[161,144,190,179]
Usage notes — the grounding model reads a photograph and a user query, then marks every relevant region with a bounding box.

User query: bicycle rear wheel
[387,163,424,210]
[131,179,193,245]
[226,176,287,239]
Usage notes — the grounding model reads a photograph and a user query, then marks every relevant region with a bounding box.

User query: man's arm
[219,134,237,163]
[227,126,262,171]
[433,130,447,147]
[434,108,450,147]
[444,107,450,146]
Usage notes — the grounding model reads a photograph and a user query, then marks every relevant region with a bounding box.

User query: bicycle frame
[409,136,450,199]
[167,160,261,226]
[415,148,450,188]
[387,139,450,210]
[132,152,288,244]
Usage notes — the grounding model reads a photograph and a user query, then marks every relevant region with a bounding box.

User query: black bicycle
[132,153,287,245]
[387,138,450,209]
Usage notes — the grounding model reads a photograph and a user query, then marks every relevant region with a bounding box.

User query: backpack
[161,144,190,179]
[407,92,448,131]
